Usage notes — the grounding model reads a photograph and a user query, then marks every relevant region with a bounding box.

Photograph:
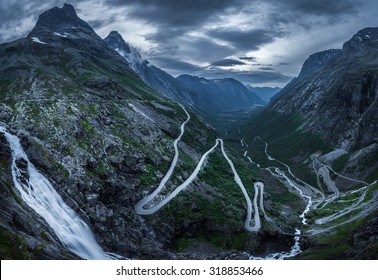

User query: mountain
[2,3,376,261]
[240,27,378,259]
[104,31,200,107]
[246,85,281,104]
[104,31,231,126]
[0,3,301,260]
[105,31,264,128]
[269,27,378,151]
[176,75,265,129]
[177,74,263,111]
[28,3,99,39]
[244,27,378,180]
[103,31,143,73]
[297,49,342,79]
[1,4,260,259]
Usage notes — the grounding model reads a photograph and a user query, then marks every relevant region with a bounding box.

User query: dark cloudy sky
[1,0,377,86]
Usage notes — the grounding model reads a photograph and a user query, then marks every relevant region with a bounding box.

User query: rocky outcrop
[28,4,99,40]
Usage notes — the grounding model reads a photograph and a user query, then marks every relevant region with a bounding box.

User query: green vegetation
[235,111,332,186]
[268,186,305,214]
[153,149,260,251]
[316,217,365,245]
[365,182,378,201]
[358,147,378,169]
[299,245,351,260]
[309,182,377,227]
[331,153,350,172]
[174,231,251,252]
[298,209,378,260]
[198,151,248,208]
[0,227,33,260]
[182,113,217,154]
[81,119,94,136]
[0,79,11,96]
[174,237,193,252]
[229,232,250,250]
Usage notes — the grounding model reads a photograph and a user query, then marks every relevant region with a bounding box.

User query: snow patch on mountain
[53,32,68,37]
[31,37,46,44]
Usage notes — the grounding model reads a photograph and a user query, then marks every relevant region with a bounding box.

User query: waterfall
[0,126,112,260]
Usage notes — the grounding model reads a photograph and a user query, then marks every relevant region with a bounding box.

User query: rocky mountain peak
[342,27,378,53]
[104,31,131,54]
[28,3,98,39]
[104,31,144,72]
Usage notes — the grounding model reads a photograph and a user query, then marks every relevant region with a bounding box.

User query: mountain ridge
[246,85,281,104]
[177,74,263,110]
[268,27,378,150]
[105,30,264,128]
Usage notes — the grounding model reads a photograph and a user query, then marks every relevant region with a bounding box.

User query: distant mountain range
[104,30,200,106]
[245,85,281,104]
[104,30,265,126]
[176,74,263,110]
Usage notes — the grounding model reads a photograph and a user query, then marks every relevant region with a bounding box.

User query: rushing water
[249,229,302,260]
[0,126,112,260]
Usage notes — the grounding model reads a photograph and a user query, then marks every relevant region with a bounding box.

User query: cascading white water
[249,228,302,260]
[0,126,111,260]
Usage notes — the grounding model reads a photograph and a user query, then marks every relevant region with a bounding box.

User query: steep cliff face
[269,28,378,150]
[297,49,342,79]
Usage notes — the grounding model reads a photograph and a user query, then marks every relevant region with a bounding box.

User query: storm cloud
[108,0,241,28]
[0,0,376,86]
[211,59,246,67]
[207,28,280,51]
[149,57,204,72]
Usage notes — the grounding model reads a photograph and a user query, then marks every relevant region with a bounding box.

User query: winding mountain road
[135,105,262,232]
[220,139,261,231]
[246,135,377,237]
[257,137,325,208]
